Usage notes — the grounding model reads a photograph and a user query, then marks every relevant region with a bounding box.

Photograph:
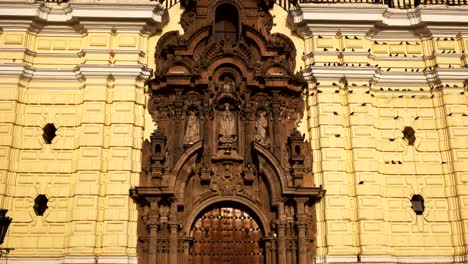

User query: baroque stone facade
[130,0,323,262]
[0,0,467,263]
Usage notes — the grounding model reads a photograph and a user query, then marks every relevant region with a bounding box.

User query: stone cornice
[289,4,468,37]
[303,66,377,81]
[0,1,168,35]
[0,63,152,87]
[74,64,153,79]
[316,255,461,264]
[303,65,468,87]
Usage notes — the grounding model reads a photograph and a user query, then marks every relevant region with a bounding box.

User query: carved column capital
[145,197,161,205]
[294,196,309,215]
[293,196,310,204]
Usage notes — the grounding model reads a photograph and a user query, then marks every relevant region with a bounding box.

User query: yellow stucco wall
[301,25,468,260]
[0,2,182,258]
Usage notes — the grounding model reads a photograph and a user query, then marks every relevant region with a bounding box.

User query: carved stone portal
[130,0,325,263]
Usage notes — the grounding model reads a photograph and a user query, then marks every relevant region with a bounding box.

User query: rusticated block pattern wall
[0,30,145,256]
[301,18,468,261]
[0,2,182,260]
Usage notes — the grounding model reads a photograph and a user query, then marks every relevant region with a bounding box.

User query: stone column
[277,202,287,264]
[179,237,190,264]
[148,224,159,264]
[174,89,184,160]
[295,197,309,264]
[146,197,160,264]
[271,233,278,264]
[169,223,179,264]
[297,221,307,264]
[271,90,282,158]
[169,201,178,264]
[264,239,272,264]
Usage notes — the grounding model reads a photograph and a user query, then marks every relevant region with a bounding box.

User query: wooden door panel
[190,207,263,264]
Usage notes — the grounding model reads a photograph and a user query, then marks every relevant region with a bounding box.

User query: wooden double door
[190,207,264,264]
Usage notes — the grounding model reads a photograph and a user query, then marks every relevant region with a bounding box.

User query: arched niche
[214,3,239,42]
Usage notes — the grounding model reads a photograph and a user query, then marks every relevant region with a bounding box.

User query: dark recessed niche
[294,145,301,155]
[155,144,161,154]
[214,3,239,42]
[411,194,425,215]
[402,126,416,146]
[34,194,49,216]
[42,123,57,144]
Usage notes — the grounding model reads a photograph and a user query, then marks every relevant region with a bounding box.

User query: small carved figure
[219,104,236,137]
[159,204,170,220]
[255,111,268,144]
[222,77,235,92]
[185,111,200,144]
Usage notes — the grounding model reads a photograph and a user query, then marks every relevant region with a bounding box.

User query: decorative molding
[6,256,138,264]
[290,4,468,38]
[316,255,462,263]
[0,1,168,35]
[303,65,468,88]
[36,2,73,22]
[287,5,313,38]
[382,7,420,26]
[73,64,153,79]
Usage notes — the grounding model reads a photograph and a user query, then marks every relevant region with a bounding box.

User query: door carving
[130,0,325,263]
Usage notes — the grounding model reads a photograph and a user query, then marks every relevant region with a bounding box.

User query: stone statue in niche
[219,104,236,137]
[221,76,235,92]
[218,103,237,153]
[255,111,268,145]
[184,111,200,144]
[159,203,170,221]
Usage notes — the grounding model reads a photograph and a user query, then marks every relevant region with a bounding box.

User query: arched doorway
[190,206,263,264]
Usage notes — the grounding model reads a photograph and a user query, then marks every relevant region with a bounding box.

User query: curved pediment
[150,2,303,93]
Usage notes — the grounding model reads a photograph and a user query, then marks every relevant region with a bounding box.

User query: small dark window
[34,194,49,216]
[294,145,301,155]
[215,4,238,42]
[411,194,424,215]
[42,123,56,144]
[155,144,161,154]
[402,126,415,146]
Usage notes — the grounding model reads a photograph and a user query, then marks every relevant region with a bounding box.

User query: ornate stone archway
[182,196,271,236]
[188,202,265,264]
[130,0,325,263]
